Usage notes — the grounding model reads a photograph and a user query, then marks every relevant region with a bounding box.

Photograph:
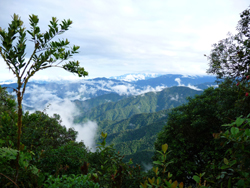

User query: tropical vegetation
[0,5,250,188]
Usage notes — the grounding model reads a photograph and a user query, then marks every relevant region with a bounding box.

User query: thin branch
[21,78,29,99]
[38,65,59,70]
[0,173,20,188]
[21,64,62,98]
[56,59,65,66]
[20,48,37,79]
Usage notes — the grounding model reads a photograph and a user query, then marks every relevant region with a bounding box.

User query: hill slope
[74,86,203,171]
[74,86,202,123]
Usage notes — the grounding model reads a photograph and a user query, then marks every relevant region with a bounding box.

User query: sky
[0,0,249,81]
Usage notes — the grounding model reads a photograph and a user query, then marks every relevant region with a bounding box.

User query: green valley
[73,86,203,171]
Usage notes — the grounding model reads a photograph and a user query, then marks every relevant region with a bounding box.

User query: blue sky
[0,0,249,81]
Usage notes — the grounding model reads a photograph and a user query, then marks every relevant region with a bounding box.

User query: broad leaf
[193,175,200,183]
[230,127,239,135]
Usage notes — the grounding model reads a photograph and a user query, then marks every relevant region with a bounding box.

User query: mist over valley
[1,73,216,171]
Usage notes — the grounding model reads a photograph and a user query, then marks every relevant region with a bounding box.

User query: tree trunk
[15,89,22,186]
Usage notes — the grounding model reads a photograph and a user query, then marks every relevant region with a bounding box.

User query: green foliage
[86,132,147,188]
[206,7,250,81]
[0,14,88,78]
[22,111,78,152]
[0,145,42,188]
[204,114,250,187]
[0,86,17,148]
[140,143,185,188]
[38,141,88,176]
[100,109,170,136]
[123,150,155,171]
[43,174,100,188]
[0,87,89,187]
[153,82,250,185]
[90,109,170,171]
[74,87,202,172]
[73,93,127,116]
[0,147,18,160]
[0,13,88,185]
[101,110,170,163]
[0,146,18,182]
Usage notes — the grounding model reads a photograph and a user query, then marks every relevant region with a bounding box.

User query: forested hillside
[97,109,171,169]
[74,86,202,123]
[72,86,202,170]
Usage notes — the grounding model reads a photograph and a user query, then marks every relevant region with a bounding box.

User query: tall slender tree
[0,14,88,185]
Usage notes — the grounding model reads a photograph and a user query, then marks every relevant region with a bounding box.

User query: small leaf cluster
[0,13,26,75]
[140,143,184,188]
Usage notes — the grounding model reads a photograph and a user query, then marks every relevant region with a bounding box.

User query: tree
[0,14,88,185]
[153,81,250,186]
[0,94,89,187]
[206,7,250,81]
[22,111,78,152]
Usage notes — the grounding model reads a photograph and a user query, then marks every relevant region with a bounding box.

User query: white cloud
[187,84,203,91]
[129,123,135,127]
[1,0,249,80]
[111,85,129,94]
[78,84,98,96]
[110,84,168,96]
[25,85,63,110]
[142,162,153,172]
[44,99,98,152]
[74,121,98,152]
[123,74,145,82]
[170,94,179,101]
[175,78,184,86]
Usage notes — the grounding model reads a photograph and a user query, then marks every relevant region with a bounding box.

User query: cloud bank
[0,0,249,80]
[27,97,98,152]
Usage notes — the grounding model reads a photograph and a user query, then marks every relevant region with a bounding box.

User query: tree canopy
[153,80,250,185]
[0,13,88,185]
[206,7,250,81]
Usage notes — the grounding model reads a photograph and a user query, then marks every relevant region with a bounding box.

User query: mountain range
[1,73,216,110]
[0,73,217,171]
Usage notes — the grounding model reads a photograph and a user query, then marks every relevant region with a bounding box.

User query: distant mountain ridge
[74,86,202,123]
[0,73,217,171]
[0,73,216,111]
[135,74,216,87]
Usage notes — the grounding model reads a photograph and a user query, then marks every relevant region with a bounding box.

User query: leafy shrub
[204,115,250,187]
[43,174,100,188]
[140,143,186,188]
[0,144,42,188]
